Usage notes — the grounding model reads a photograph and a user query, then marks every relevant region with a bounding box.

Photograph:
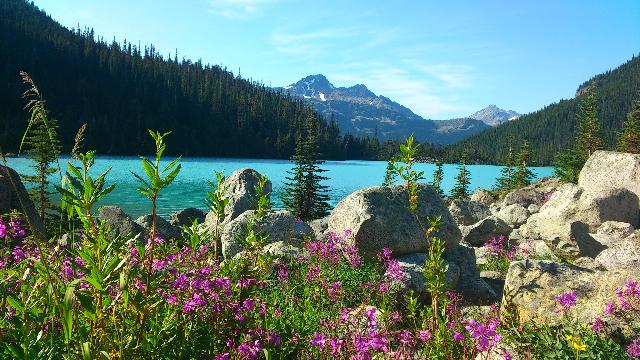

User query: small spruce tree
[283,124,331,221]
[451,152,471,200]
[494,136,515,191]
[512,139,535,188]
[382,157,397,186]
[554,85,603,183]
[431,161,445,197]
[19,71,61,223]
[618,93,640,153]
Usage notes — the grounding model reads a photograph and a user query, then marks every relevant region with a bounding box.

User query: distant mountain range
[275,74,520,145]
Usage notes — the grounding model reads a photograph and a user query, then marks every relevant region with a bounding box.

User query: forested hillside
[0,0,379,159]
[445,55,640,165]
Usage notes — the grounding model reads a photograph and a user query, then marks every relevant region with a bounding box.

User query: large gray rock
[448,199,491,226]
[0,166,46,240]
[502,259,640,340]
[205,168,272,231]
[445,244,498,304]
[470,189,495,206]
[170,208,206,227]
[495,203,529,227]
[221,210,312,259]
[578,150,640,199]
[595,230,640,270]
[541,221,605,260]
[99,206,144,239]
[521,183,640,251]
[327,184,461,258]
[500,177,562,208]
[460,216,512,247]
[135,214,183,240]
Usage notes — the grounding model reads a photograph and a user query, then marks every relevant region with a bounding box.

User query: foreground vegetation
[2,130,640,358]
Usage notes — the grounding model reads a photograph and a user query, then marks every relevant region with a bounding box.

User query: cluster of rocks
[447,150,640,339]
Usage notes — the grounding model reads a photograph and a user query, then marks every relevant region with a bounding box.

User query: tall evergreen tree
[618,92,640,153]
[575,86,604,159]
[512,139,535,188]
[494,136,515,191]
[431,161,445,197]
[451,153,471,200]
[382,157,397,186]
[554,85,604,183]
[282,121,331,221]
[19,71,61,222]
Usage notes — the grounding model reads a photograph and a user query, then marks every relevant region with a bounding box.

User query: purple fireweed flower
[327,338,344,356]
[554,291,577,313]
[604,302,617,315]
[628,339,640,358]
[310,332,326,349]
[465,318,502,352]
[418,330,432,342]
[306,265,321,282]
[590,317,605,333]
[453,332,464,341]
[0,223,7,238]
[277,263,289,282]
[213,353,230,360]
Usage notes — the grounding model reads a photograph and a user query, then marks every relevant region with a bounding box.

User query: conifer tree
[451,152,471,200]
[618,93,640,153]
[382,157,397,186]
[19,71,61,222]
[575,86,604,159]
[283,122,331,221]
[431,161,445,197]
[512,139,535,188]
[554,85,603,183]
[494,137,515,191]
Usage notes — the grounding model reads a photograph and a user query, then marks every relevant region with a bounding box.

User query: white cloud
[329,65,471,119]
[207,0,273,18]
[415,63,474,89]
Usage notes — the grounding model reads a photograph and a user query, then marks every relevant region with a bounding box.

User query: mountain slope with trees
[445,55,640,165]
[0,0,378,159]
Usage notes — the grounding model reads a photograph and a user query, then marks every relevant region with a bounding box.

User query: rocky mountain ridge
[275,74,519,144]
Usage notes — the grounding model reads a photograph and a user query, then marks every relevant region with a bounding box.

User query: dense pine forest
[0,0,383,159]
[445,55,640,165]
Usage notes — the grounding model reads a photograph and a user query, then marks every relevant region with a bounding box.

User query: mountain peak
[469,105,520,126]
[281,74,335,100]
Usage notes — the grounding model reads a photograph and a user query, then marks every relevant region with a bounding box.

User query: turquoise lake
[5,156,554,218]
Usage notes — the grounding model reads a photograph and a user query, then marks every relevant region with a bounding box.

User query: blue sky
[32,0,639,119]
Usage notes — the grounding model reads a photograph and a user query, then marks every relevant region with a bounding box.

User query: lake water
[5,156,554,218]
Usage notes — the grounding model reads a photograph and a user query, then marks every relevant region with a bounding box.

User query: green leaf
[6,296,24,313]
[141,158,156,182]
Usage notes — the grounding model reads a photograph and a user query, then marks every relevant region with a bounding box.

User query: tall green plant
[131,130,181,239]
[18,71,62,227]
[55,151,114,237]
[393,135,448,329]
[205,170,229,257]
